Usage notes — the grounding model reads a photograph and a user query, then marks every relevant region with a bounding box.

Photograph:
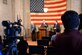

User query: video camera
[2,19,22,36]
[2,19,22,45]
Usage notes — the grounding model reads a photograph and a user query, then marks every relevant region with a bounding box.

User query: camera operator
[17,37,28,55]
[2,19,22,55]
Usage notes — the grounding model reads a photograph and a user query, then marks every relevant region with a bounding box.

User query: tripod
[5,38,18,55]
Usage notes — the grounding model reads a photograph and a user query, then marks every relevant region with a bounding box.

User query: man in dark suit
[54,20,60,30]
[31,22,36,41]
[41,20,48,28]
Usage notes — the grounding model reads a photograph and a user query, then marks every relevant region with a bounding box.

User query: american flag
[30,0,67,25]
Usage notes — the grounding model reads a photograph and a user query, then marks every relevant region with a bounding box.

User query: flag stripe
[32,20,62,25]
[44,4,66,8]
[44,0,66,4]
[31,11,65,15]
[32,20,62,23]
[31,17,61,19]
[34,22,62,25]
[31,18,61,21]
[44,2,66,7]
[31,14,62,17]
[32,21,62,23]
[48,9,66,13]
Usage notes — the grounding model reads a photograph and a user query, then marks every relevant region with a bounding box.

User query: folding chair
[29,45,44,55]
[37,39,49,46]
[42,37,51,41]
[46,46,56,55]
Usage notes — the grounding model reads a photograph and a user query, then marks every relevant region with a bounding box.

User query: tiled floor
[26,37,37,46]
[27,40,37,46]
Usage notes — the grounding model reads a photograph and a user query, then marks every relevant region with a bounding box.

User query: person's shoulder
[55,33,63,40]
[79,33,82,39]
[51,34,56,38]
[56,33,62,37]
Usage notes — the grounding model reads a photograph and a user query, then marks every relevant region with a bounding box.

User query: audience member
[49,26,56,37]
[54,10,82,55]
[79,14,82,34]
[17,38,28,55]
[31,22,36,41]
[51,29,60,46]
[0,36,3,55]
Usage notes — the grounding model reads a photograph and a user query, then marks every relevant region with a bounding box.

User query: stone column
[23,0,31,38]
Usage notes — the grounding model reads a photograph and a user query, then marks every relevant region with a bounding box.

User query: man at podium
[41,20,48,28]
[40,20,48,37]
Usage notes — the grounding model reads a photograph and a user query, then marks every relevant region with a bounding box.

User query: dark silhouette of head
[78,14,82,30]
[61,10,80,30]
[56,29,61,33]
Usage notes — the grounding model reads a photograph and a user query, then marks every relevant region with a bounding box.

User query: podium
[39,27,47,40]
